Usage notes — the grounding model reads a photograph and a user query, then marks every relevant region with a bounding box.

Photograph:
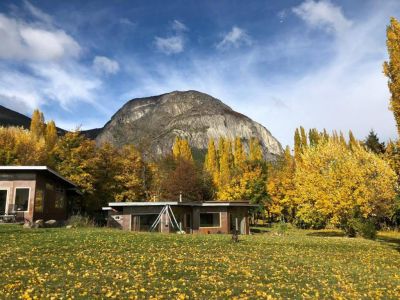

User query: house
[103,201,258,234]
[0,166,79,223]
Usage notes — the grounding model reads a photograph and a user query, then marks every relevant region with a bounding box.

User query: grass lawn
[0,225,399,299]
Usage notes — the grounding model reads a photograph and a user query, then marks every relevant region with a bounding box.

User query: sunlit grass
[0,225,399,299]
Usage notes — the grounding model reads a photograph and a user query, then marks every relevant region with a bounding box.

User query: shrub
[357,220,377,240]
[343,218,377,239]
[272,222,289,235]
[67,214,95,228]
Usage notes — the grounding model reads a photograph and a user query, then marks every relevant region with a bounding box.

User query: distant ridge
[0,105,66,135]
[0,105,31,129]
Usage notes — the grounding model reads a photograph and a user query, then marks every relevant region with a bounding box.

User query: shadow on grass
[306,231,346,238]
[377,234,400,252]
[250,227,271,234]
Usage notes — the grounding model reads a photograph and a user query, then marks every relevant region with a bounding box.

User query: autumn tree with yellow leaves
[0,127,47,165]
[384,17,400,136]
[172,137,193,161]
[293,138,397,232]
[30,109,46,140]
[267,146,296,221]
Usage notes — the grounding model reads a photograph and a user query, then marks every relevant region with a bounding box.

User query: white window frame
[13,187,31,213]
[199,212,221,228]
[0,188,10,214]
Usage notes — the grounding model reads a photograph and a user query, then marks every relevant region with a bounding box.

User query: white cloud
[292,0,352,34]
[0,13,80,61]
[93,56,120,75]
[154,36,184,55]
[172,20,188,32]
[154,20,188,55]
[119,18,135,26]
[0,2,102,116]
[217,26,252,50]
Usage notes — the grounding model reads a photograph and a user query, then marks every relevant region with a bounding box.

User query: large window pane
[55,189,65,209]
[0,190,7,214]
[139,214,158,231]
[200,213,220,227]
[15,188,29,211]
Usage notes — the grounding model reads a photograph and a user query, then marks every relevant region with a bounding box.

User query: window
[15,188,29,212]
[46,183,54,191]
[35,190,44,213]
[139,214,158,231]
[200,212,220,228]
[55,189,65,209]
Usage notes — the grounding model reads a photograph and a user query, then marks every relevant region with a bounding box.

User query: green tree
[364,130,385,154]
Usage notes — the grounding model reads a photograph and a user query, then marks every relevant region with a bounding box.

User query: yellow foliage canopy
[294,139,397,226]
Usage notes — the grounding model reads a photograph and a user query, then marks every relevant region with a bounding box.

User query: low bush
[67,214,95,228]
[344,218,377,239]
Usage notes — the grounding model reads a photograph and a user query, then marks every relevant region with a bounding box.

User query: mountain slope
[0,105,32,129]
[96,90,283,160]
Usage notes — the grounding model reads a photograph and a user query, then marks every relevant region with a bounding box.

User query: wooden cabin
[103,201,257,234]
[0,166,79,223]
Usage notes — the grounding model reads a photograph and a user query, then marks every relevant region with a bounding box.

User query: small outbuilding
[103,201,257,234]
[0,166,79,223]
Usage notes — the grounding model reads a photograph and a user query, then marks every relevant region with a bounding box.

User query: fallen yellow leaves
[0,225,398,299]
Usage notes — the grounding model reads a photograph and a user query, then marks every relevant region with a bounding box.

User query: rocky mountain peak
[96,90,283,160]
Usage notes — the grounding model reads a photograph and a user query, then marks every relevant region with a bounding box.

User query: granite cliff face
[96,90,283,160]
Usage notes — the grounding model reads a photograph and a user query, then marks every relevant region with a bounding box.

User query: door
[0,190,7,215]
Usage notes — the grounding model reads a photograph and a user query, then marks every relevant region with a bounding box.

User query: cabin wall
[35,173,69,221]
[0,170,74,223]
[0,172,37,222]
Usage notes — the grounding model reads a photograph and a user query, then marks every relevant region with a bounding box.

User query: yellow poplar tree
[45,120,58,150]
[234,137,247,170]
[294,128,302,162]
[218,138,232,188]
[300,126,308,150]
[249,138,263,161]
[204,138,219,184]
[348,130,359,150]
[267,145,296,220]
[384,17,400,137]
[172,137,193,161]
[30,109,46,140]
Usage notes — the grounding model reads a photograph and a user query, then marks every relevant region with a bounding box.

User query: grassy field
[0,225,399,299]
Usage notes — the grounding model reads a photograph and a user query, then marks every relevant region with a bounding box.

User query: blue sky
[0,0,399,146]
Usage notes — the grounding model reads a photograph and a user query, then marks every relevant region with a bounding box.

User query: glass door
[0,190,7,215]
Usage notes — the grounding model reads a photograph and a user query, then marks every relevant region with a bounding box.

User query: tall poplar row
[384,17,400,137]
